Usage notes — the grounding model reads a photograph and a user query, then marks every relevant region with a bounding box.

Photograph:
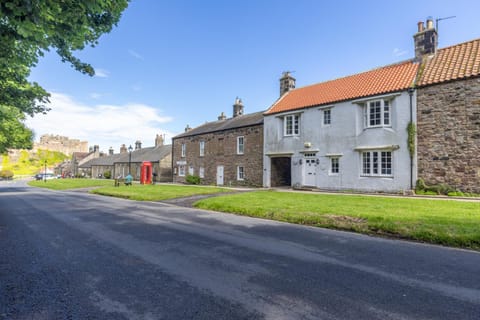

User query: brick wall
[417,77,480,192]
[172,124,263,187]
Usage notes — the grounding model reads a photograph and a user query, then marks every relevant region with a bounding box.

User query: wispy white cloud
[94,68,110,78]
[128,49,144,60]
[26,92,175,152]
[393,48,408,57]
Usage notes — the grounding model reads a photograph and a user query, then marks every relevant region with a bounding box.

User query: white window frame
[199,141,205,157]
[178,165,186,177]
[199,167,205,178]
[181,143,186,157]
[330,157,339,175]
[237,166,245,181]
[237,136,244,155]
[361,150,393,177]
[323,109,331,126]
[188,165,194,176]
[284,114,300,136]
[365,99,391,128]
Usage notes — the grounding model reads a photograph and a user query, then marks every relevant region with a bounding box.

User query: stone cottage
[172,98,264,187]
[80,135,172,182]
[415,21,480,192]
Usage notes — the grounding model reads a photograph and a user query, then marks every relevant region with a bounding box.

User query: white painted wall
[263,90,417,192]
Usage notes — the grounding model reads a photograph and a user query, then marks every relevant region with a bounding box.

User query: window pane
[362,152,370,174]
[384,101,390,125]
[381,151,392,175]
[293,115,299,134]
[372,151,378,174]
[324,109,331,125]
[285,116,292,135]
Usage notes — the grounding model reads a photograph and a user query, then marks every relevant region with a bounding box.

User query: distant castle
[34,134,88,156]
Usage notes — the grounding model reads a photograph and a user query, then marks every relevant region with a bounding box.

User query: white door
[304,158,316,186]
[216,165,224,185]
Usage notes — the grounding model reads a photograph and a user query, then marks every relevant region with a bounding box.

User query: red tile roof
[417,38,480,86]
[265,61,419,114]
[265,61,419,115]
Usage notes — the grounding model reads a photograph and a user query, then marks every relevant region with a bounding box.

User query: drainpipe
[408,87,415,190]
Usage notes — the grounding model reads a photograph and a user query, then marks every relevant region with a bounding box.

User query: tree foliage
[0,0,129,152]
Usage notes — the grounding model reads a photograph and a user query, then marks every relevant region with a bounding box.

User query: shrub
[103,170,112,179]
[185,174,201,185]
[0,170,14,180]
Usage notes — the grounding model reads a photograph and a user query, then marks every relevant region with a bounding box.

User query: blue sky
[26,0,480,152]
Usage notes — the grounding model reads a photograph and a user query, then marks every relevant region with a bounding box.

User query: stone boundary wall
[417,77,480,192]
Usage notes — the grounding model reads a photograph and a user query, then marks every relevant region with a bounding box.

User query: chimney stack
[280,71,296,97]
[217,112,227,121]
[185,124,192,132]
[155,134,164,147]
[135,140,142,150]
[120,144,127,154]
[413,18,437,60]
[108,147,114,155]
[233,97,244,117]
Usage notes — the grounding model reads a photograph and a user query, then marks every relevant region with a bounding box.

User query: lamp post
[44,160,47,183]
[128,145,133,175]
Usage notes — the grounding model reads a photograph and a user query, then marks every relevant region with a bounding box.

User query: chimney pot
[218,112,227,121]
[426,18,434,29]
[417,21,425,32]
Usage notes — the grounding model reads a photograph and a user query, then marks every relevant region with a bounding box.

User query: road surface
[1,180,479,319]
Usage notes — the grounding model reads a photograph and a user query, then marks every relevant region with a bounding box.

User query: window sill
[360,175,393,178]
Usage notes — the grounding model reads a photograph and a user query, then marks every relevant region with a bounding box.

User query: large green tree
[0,0,129,153]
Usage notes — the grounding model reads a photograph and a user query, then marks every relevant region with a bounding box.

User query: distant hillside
[1,149,70,176]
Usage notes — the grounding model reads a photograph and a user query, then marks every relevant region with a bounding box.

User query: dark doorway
[271,157,291,187]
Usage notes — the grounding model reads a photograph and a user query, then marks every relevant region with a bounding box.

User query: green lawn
[194,190,480,250]
[91,184,231,201]
[28,178,113,190]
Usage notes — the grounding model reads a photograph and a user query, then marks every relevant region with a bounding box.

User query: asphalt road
[1,180,479,320]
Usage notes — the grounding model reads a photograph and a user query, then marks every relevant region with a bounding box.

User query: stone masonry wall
[417,77,480,192]
[172,124,263,187]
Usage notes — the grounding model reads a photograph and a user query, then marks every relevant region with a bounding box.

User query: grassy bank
[194,190,480,250]
[28,178,113,190]
[91,184,231,201]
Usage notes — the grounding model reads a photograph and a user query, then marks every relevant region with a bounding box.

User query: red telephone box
[140,161,152,184]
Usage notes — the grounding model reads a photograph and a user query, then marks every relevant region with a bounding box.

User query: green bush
[185,174,201,185]
[0,170,14,179]
[103,170,111,179]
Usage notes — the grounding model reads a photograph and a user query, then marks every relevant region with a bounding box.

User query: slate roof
[265,61,419,115]
[173,111,264,139]
[417,38,480,87]
[80,144,171,168]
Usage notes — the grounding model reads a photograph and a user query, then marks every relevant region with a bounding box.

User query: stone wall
[172,124,263,187]
[417,77,480,192]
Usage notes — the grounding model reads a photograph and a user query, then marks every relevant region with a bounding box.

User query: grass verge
[91,184,231,201]
[194,190,480,250]
[28,178,113,190]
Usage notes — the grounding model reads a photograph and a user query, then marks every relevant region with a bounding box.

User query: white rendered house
[263,62,419,192]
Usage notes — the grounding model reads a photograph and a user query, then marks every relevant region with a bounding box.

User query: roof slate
[418,38,480,86]
[80,144,171,168]
[265,61,419,115]
[173,111,264,139]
